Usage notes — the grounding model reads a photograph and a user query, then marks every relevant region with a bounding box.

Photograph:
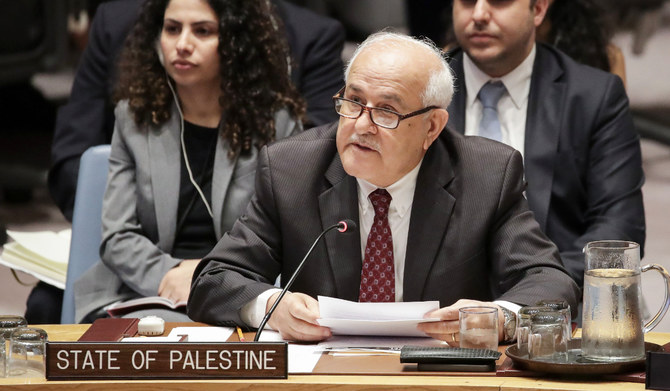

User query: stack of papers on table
[0,229,71,289]
[316,296,440,337]
[259,329,446,374]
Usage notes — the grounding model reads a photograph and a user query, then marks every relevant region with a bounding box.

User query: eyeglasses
[332,87,441,129]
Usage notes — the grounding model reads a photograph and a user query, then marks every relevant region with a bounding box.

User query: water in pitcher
[582,268,645,361]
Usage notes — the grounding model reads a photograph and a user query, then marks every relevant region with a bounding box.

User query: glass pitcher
[582,240,670,362]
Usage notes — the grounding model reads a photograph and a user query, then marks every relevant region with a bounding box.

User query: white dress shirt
[463,45,536,159]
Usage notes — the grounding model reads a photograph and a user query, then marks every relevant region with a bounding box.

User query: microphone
[254,219,357,341]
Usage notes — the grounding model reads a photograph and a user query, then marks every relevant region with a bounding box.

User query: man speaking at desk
[188,32,579,344]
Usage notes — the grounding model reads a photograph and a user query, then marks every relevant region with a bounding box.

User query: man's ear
[423,109,449,150]
[533,0,550,27]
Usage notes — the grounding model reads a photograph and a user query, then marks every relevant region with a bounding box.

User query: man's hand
[417,299,505,346]
[158,259,200,303]
[266,292,331,342]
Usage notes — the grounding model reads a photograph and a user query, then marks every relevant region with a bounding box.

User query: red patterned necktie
[359,188,395,302]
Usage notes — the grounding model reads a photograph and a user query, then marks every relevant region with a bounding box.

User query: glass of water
[459,306,498,350]
[517,306,554,356]
[528,312,568,362]
[535,299,572,341]
[7,327,47,378]
[0,315,27,377]
[0,316,27,339]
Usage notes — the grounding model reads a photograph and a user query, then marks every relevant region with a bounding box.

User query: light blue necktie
[477,81,507,142]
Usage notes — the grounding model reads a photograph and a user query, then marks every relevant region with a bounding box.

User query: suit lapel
[318,152,362,301]
[524,45,565,231]
[447,50,466,134]
[148,109,181,250]
[403,140,456,301]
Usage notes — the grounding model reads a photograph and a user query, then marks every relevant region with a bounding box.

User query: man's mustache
[348,134,381,152]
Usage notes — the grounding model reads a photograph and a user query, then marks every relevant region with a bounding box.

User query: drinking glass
[0,316,27,339]
[516,306,554,356]
[459,306,498,350]
[7,327,47,378]
[535,299,572,341]
[0,316,27,377]
[528,312,568,362]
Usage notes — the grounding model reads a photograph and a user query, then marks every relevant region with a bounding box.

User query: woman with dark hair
[537,0,627,86]
[73,0,305,323]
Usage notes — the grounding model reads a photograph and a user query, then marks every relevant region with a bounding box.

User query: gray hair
[344,31,454,108]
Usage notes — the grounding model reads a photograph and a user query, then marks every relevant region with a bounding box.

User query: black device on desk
[400,346,501,372]
[647,351,670,390]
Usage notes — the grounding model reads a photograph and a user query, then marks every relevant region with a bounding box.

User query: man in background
[446,0,645,288]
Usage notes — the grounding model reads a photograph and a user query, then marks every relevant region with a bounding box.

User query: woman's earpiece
[159,36,214,219]
[155,40,165,67]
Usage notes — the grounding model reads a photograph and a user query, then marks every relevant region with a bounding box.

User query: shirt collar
[356,159,422,219]
[463,44,536,110]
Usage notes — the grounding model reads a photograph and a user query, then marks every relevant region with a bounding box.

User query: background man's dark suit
[49,0,346,221]
[446,44,645,287]
[188,123,580,326]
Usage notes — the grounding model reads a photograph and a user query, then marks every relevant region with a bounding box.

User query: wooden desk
[1,324,667,391]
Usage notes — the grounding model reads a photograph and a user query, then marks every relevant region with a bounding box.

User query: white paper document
[0,229,71,289]
[6,229,71,264]
[256,331,446,372]
[316,296,440,337]
[167,326,234,342]
[121,327,234,342]
[121,336,183,343]
[258,330,322,374]
[318,335,445,355]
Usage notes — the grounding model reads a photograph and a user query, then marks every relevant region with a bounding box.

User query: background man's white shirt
[463,45,536,159]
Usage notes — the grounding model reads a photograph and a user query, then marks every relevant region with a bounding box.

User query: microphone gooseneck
[253,220,357,342]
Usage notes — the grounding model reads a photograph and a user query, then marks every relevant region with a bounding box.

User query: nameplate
[46,342,287,380]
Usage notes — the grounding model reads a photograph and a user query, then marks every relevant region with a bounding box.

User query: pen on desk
[324,346,400,351]
[236,326,246,342]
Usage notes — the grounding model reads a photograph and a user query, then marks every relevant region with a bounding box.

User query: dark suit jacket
[446,44,645,287]
[187,123,580,327]
[49,0,345,220]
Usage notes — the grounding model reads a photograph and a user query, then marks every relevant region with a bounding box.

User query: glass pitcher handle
[641,264,670,333]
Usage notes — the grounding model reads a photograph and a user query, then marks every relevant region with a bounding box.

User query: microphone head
[337,219,357,233]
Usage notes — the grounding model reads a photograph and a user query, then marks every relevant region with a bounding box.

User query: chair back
[60,145,111,324]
